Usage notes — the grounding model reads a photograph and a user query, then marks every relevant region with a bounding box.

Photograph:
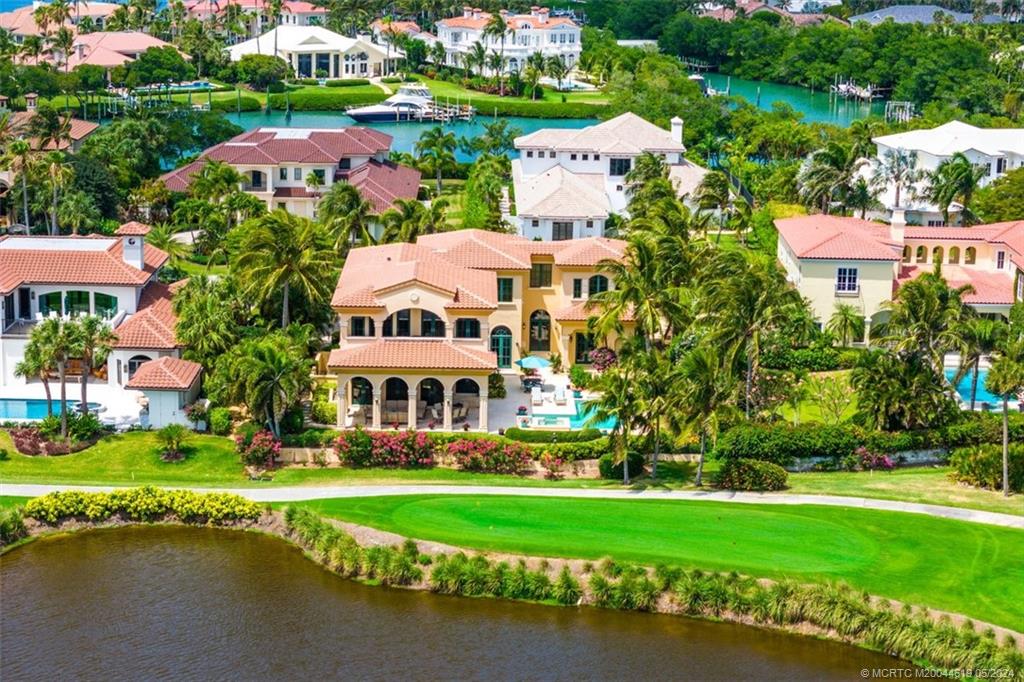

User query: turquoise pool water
[944,368,1011,407]
[534,398,617,431]
[0,399,101,421]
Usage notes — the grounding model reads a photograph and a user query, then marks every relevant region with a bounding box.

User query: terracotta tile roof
[115,221,152,236]
[416,229,534,270]
[438,10,576,30]
[985,221,1024,270]
[282,1,328,13]
[554,300,633,322]
[0,236,167,295]
[897,265,1015,305]
[342,160,422,213]
[516,112,685,155]
[548,237,627,266]
[512,161,610,219]
[775,215,901,261]
[8,111,99,150]
[126,356,201,391]
[328,340,496,370]
[113,282,179,350]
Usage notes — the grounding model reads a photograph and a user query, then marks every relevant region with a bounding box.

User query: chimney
[889,207,906,244]
[537,6,549,23]
[75,42,85,59]
[115,221,151,270]
[463,5,472,18]
[473,7,482,19]
[25,92,38,112]
[670,116,684,144]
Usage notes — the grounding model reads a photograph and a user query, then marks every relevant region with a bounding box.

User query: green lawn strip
[409,76,608,117]
[299,494,1024,630]
[0,496,29,510]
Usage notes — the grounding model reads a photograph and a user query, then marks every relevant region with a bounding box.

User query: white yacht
[346,84,435,122]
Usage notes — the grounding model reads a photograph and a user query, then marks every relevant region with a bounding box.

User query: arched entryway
[529,310,550,352]
[490,326,512,368]
[417,378,445,427]
[453,378,481,430]
[382,377,411,428]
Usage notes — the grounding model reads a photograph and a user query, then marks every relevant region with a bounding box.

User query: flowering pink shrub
[539,451,566,480]
[334,428,434,468]
[588,347,618,372]
[9,427,72,455]
[448,438,533,475]
[856,447,894,471]
[236,430,281,467]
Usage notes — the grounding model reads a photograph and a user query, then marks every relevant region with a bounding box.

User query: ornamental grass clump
[23,487,262,525]
[0,507,27,547]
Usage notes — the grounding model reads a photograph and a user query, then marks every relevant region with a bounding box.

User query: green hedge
[470,99,607,119]
[210,95,262,112]
[503,427,603,443]
[267,90,387,111]
[714,458,788,491]
[598,451,645,479]
[24,487,263,524]
[948,443,1024,492]
[326,78,371,87]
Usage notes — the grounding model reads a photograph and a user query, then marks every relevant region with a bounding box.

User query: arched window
[588,275,609,297]
[932,246,943,264]
[965,247,977,264]
[127,354,151,379]
[455,318,480,339]
[915,245,927,263]
[948,246,960,264]
[454,378,479,396]
[65,290,90,317]
[39,291,62,316]
[351,377,373,406]
[490,326,512,368]
[94,293,118,319]
[902,246,911,263]
[420,310,445,337]
[529,310,550,352]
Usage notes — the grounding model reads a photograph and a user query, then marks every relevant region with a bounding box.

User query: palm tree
[522,65,542,100]
[1,139,35,229]
[415,126,456,195]
[954,317,1007,410]
[14,340,55,417]
[49,26,75,74]
[57,190,100,235]
[624,151,668,189]
[846,177,882,219]
[926,152,988,225]
[232,210,335,328]
[485,51,504,82]
[848,119,881,159]
[76,316,116,415]
[797,141,864,214]
[190,160,244,203]
[826,302,865,346]
[482,12,509,94]
[32,317,81,438]
[42,151,75,235]
[545,54,568,91]
[173,276,243,369]
[317,182,376,250]
[673,345,738,486]
[20,36,45,66]
[146,223,192,265]
[267,0,283,57]
[871,147,922,209]
[984,337,1024,497]
[27,106,72,151]
[466,41,487,77]
[429,40,447,68]
[585,365,640,484]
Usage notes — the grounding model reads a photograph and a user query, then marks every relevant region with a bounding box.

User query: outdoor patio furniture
[531,386,543,406]
[554,386,567,405]
[453,405,468,422]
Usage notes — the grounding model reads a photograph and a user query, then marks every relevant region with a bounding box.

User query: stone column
[371,394,382,431]
[407,381,418,430]
[443,389,453,431]
[336,375,347,428]
[479,390,489,432]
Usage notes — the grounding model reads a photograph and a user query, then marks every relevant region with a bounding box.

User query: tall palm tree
[379,198,428,243]
[49,26,75,74]
[76,316,117,415]
[467,41,487,77]
[848,118,881,159]
[797,141,864,214]
[954,317,1007,410]
[1,139,35,229]
[14,340,55,418]
[415,126,456,195]
[545,54,568,91]
[482,11,509,95]
[190,160,244,203]
[27,106,72,152]
[871,147,922,209]
[42,151,75,235]
[984,336,1024,497]
[485,51,504,82]
[522,65,542,100]
[846,177,882,219]
[57,190,100,235]
[173,276,243,369]
[146,223,192,265]
[926,152,988,225]
[673,345,738,485]
[585,365,640,485]
[32,317,81,438]
[232,210,335,327]
[826,302,865,347]
[429,40,446,68]
[317,182,376,250]
[267,0,283,57]
[20,35,45,65]
[238,333,312,438]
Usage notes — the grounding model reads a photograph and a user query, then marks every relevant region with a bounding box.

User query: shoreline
[5,511,1022,667]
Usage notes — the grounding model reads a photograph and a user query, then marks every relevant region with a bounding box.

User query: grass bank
[299,494,1024,630]
[410,76,609,118]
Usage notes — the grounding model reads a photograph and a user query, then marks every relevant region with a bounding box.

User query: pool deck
[0,382,142,428]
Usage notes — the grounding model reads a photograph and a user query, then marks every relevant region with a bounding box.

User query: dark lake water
[0,526,903,681]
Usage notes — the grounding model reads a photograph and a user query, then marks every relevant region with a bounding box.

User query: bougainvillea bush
[447,438,533,475]
[236,430,282,467]
[334,428,435,468]
[588,347,618,372]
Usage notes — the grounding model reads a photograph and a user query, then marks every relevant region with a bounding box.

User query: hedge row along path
[2,483,1021,529]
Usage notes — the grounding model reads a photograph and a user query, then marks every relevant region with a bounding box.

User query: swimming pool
[0,399,101,421]
[533,398,617,431]
[944,368,1011,408]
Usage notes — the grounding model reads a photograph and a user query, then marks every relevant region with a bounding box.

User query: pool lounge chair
[531,386,543,406]
[554,385,567,405]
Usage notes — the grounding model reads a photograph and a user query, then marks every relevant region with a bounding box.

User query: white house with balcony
[161,127,421,221]
[866,120,1024,226]
[511,112,708,240]
[435,6,581,72]
[227,26,390,78]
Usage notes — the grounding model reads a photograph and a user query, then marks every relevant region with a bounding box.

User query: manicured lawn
[299,494,1024,630]
[778,370,858,424]
[409,75,608,117]
[0,496,28,510]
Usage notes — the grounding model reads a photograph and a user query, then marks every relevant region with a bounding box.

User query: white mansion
[435,6,581,72]
[511,113,708,240]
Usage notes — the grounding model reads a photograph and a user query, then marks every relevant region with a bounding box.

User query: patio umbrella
[516,355,551,370]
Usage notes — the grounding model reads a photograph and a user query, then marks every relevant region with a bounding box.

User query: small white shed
[126,357,203,429]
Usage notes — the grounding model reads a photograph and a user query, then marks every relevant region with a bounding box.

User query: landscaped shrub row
[948,444,1024,492]
[267,90,387,111]
[23,487,263,524]
[597,452,645,480]
[285,507,423,586]
[502,427,603,444]
[761,345,866,372]
[325,78,370,87]
[210,96,261,112]
[447,438,533,474]
[713,458,788,491]
[334,429,435,469]
[716,413,1024,465]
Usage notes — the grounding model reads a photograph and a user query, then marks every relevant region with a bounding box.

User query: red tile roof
[439,9,576,30]
[113,282,179,350]
[328,340,496,370]
[126,356,201,391]
[775,215,901,261]
[0,236,167,295]
[342,161,422,213]
[554,300,633,322]
[897,265,1015,305]
[9,111,99,150]
[115,221,152,236]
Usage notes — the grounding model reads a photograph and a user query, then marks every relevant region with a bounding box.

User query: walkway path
[3,483,1021,529]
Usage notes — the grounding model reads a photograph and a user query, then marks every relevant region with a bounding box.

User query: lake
[223,112,598,161]
[703,73,886,126]
[0,526,904,680]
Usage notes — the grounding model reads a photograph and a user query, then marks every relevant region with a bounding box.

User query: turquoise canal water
[223,112,597,161]
[703,73,885,125]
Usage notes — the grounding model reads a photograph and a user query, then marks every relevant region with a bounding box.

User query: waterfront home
[511,113,708,240]
[0,1,122,42]
[160,127,421,221]
[21,31,182,78]
[434,6,581,72]
[328,229,630,431]
[866,120,1024,226]
[370,19,437,46]
[0,222,195,425]
[227,26,392,78]
[848,4,1004,25]
[700,0,841,26]
[184,0,327,42]
[775,213,1024,341]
